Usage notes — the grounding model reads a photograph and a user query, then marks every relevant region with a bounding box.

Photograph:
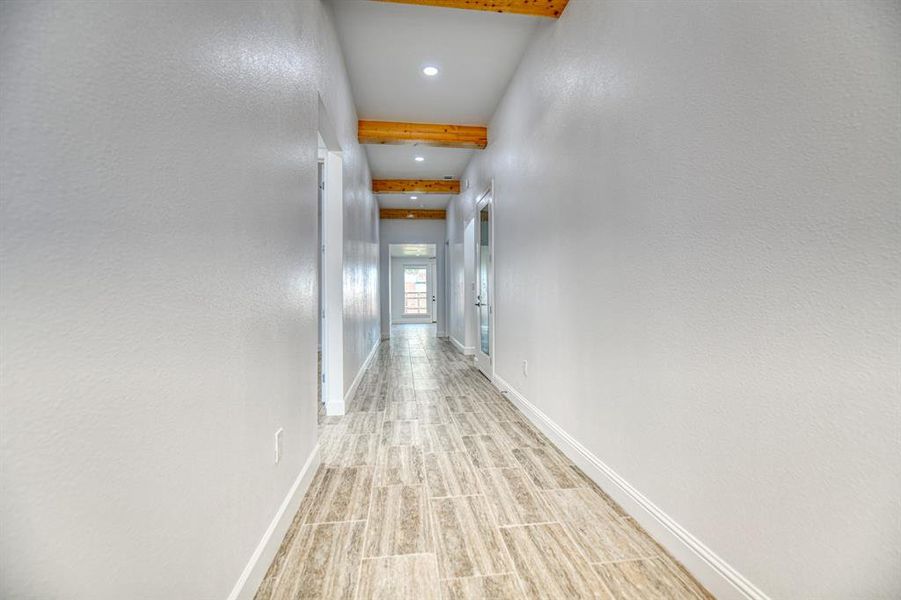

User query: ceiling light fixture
[414,156,424,162]
[422,66,439,76]
[410,195,418,200]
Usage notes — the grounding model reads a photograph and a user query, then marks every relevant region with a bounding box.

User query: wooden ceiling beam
[373,0,568,18]
[359,120,487,149]
[373,179,460,194]
[380,208,447,220]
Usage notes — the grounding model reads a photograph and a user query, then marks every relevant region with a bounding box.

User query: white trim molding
[343,339,380,407]
[450,336,475,356]
[492,374,771,600]
[227,444,321,600]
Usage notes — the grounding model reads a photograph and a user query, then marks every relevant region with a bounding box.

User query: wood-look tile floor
[259,325,714,599]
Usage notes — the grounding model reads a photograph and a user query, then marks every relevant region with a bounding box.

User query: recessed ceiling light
[422,66,439,76]
[410,195,418,200]
[414,156,424,162]
[406,213,415,219]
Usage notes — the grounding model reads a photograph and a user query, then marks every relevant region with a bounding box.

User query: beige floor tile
[387,401,421,420]
[480,401,522,422]
[257,330,711,600]
[445,395,481,413]
[452,412,494,436]
[478,468,552,526]
[415,378,442,391]
[350,395,387,413]
[440,574,524,599]
[388,387,417,403]
[381,419,421,446]
[542,488,657,563]
[490,418,547,449]
[365,485,432,557]
[255,520,365,600]
[421,402,452,424]
[415,389,445,403]
[303,466,373,524]
[343,412,383,434]
[500,523,604,599]
[254,502,308,599]
[358,555,442,600]
[593,557,711,599]
[425,451,482,497]
[430,495,513,578]
[423,423,465,452]
[376,445,425,486]
[461,435,515,469]
[511,447,581,489]
[322,433,379,467]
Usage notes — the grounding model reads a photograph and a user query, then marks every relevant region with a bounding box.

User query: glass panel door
[403,266,429,316]
[478,206,490,355]
[475,191,492,378]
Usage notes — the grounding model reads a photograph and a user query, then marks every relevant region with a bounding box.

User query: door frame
[474,183,494,379]
[318,126,345,416]
[399,260,434,322]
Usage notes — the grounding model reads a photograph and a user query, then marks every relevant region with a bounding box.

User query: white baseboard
[325,400,345,416]
[492,375,770,600]
[450,336,475,356]
[342,339,381,407]
[227,444,321,600]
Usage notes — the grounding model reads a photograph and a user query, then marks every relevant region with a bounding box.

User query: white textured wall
[0,1,378,598]
[449,1,901,597]
[321,4,382,395]
[445,201,466,347]
[379,219,447,337]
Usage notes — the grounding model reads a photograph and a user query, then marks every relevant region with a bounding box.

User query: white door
[402,263,432,322]
[474,191,493,378]
[430,258,438,324]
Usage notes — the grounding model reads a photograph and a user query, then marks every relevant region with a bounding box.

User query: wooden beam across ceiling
[373,179,461,194]
[380,209,447,220]
[359,120,487,149]
[374,0,568,18]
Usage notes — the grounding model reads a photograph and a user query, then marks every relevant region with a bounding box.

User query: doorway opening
[388,243,438,338]
[318,111,345,416]
[473,187,493,379]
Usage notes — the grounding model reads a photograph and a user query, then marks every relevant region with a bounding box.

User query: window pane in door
[403,266,429,316]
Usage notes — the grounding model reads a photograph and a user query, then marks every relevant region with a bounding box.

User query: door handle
[474,302,482,306]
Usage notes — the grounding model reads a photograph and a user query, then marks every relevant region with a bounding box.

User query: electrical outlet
[274,428,284,464]
[522,360,528,377]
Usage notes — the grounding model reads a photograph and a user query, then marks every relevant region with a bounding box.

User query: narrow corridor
[255,325,712,599]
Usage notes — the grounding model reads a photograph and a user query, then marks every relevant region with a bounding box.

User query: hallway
[2,1,899,598]
[256,326,711,599]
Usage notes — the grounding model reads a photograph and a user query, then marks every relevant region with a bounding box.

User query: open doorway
[473,187,493,379]
[318,107,346,416]
[388,243,438,337]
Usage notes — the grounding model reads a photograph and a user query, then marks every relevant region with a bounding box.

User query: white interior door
[401,262,432,322]
[474,191,492,378]
[430,258,437,324]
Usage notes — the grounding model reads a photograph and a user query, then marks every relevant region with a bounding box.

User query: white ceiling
[379,193,452,209]
[331,0,543,210]
[390,243,437,257]
[365,144,473,180]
